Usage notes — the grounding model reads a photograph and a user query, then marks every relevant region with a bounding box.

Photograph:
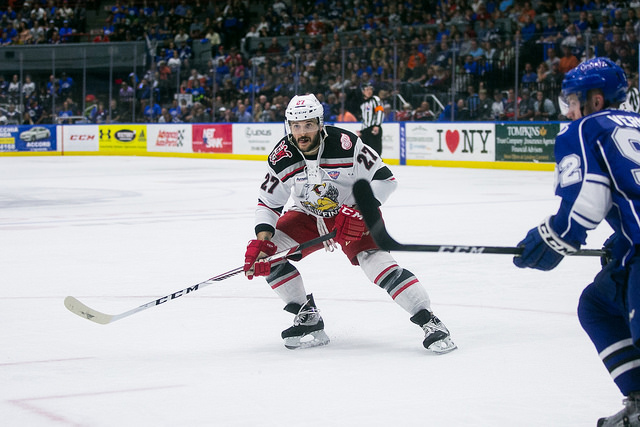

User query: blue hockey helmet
[561,57,628,106]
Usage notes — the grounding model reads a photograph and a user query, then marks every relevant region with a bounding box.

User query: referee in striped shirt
[358,83,384,155]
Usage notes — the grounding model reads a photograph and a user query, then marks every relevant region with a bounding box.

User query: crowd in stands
[0,0,638,125]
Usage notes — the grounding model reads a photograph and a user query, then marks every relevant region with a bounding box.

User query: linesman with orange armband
[358,83,385,156]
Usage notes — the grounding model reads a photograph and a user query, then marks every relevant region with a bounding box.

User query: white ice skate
[598,393,640,427]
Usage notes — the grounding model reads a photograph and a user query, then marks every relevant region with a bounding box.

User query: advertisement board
[147,124,192,153]
[495,123,558,162]
[0,122,560,170]
[405,122,495,162]
[232,123,285,155]
[0,125,57,153]
[98,124,147,155]
[62,125,99,152]
[382,122,400,161]
[192,124,232,153]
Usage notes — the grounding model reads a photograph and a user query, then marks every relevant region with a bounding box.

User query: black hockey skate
[410,309,457,354]
[598,393,640,427]
[281,294,330,350]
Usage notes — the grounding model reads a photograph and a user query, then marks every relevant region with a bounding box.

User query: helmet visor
[558,92,582,117]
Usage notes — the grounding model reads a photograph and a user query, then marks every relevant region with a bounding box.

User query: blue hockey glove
[600,234,617,267]
[513,217,578,271]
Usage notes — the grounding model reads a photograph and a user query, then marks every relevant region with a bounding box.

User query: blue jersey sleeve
[551,116,611,247]
[552,110,640,263]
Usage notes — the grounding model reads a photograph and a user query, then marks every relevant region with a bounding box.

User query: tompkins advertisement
[0,125,57,153]
[98,124,147,155]
[495,123,558,162]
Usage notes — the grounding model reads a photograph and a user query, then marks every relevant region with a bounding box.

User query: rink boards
[0,121,567,171]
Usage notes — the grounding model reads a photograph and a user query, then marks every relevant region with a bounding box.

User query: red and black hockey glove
[244,239,277,280]
[334,205,366,245]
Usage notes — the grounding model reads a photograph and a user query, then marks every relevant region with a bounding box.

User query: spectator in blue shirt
[468,39,485,60]
[0,30,12,46]
[438,100,459,122]
[143,100,162,121]
[462,54,478,75]
[236,103,253,122]
[434,40,452,69]
[168,98,182,119]
[435,22,449,41]
[574,11,589,33]
[174,0,190,17]
[57,100,75,124]
[466,85,480,120]
[520,15,536,43]
[521,62,538,90]
[498,0,513,13]
[59,21,74,43]
[178,40,192,62]
[59,72,73,99]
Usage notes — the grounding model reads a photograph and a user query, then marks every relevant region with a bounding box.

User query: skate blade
[597,413,638,427]
[427,337,458,354]
[284,330,330,350]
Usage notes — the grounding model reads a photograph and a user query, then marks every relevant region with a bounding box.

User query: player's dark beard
[295,133,321,156]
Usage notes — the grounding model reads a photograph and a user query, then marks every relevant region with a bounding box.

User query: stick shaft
[64,231,337,324]
[352,179,603,257]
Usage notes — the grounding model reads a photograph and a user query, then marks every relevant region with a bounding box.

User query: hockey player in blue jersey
[513,57,640,426]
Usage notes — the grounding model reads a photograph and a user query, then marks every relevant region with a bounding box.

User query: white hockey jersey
[254,125,397,235]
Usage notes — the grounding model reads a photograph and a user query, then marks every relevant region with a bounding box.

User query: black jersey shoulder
[267,136,305,175]
[322,125,359,159]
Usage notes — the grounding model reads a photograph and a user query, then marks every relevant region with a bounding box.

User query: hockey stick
[64,230,337,325]
[352,179,604,257]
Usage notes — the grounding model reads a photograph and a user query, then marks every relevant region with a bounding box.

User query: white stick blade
[64,296,113,325]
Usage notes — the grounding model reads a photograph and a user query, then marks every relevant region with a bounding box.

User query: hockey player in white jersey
[513,58,640,426]
[243,93,456,354]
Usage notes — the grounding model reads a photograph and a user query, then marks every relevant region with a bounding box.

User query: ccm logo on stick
[155,285,200,305]
[438,246,485,253]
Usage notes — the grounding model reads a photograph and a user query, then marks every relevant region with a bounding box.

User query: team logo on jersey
[328,171,340,179]
[301,183,339,217]
[340,133,352,150]
[269,141,293,164]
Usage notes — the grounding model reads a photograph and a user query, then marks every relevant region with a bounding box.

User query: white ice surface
[0,156,623,426]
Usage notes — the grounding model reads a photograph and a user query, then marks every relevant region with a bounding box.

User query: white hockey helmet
[285,94,324,135]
